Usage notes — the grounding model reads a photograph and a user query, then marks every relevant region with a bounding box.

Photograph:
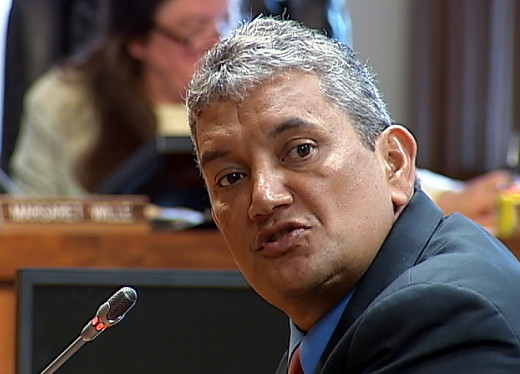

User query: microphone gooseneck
[39,286,137,374]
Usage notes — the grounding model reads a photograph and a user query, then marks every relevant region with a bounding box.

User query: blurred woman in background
[10,0,233,195]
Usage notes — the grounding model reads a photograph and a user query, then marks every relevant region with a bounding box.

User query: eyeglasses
[153,23,219,52]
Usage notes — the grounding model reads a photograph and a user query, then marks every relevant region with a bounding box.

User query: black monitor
[96,136,210,212]
[16,268,289,374]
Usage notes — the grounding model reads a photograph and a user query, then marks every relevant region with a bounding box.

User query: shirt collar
[288,289,354,373]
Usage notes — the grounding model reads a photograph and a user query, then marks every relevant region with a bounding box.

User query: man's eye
[218,172,244,187]
[287,143,315,159]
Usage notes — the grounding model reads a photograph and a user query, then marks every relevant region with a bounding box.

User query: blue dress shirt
[288,290,354,373]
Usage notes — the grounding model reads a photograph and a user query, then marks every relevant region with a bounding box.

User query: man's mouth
[265,227,296,243]
[256,224,309,254]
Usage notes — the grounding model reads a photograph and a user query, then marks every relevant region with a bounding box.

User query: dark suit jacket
[276,189,520,373]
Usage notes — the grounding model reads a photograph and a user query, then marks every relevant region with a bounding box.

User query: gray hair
[186,16,392,153]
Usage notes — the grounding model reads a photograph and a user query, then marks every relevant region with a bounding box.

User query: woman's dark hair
[67,0,167,191]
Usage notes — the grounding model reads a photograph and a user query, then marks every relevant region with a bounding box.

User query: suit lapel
[319,190,444,371]
[275,350,289,374]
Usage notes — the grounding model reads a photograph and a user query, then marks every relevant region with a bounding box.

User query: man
[239,0,511,233]
[186,17,520,373]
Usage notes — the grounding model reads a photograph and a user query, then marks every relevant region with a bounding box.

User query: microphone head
[106,287,137,320]
[81,286,137,342]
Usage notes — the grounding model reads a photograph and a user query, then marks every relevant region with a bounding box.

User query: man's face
[195,72,415,328]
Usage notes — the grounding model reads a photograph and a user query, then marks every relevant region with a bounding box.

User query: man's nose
[247,169,293,220]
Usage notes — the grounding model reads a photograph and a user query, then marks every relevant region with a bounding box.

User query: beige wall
[349,0,412,126]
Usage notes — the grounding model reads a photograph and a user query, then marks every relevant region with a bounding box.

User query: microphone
[80,286,137,341]
[39,286,137,374]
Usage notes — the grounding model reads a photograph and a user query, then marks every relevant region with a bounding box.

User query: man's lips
[255,224,309,255]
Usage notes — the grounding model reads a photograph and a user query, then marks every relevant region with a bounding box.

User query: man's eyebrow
[199,118,318,168]
[268,117,320,138]
[199,149,230,169]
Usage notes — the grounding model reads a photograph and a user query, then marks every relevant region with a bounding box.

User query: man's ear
[378,125,417,208]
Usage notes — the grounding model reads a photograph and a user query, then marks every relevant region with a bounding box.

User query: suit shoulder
[342,282,520,372]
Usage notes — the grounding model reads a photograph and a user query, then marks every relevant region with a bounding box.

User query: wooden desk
[3,226,520,374]
[0,227,233,374]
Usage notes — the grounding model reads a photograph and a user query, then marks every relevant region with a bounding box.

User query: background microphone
[40,286,137,374]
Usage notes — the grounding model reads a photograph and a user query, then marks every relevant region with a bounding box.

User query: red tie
[288,345,304,374]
